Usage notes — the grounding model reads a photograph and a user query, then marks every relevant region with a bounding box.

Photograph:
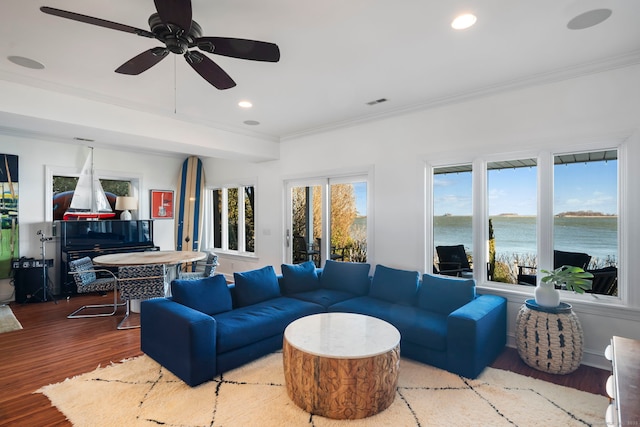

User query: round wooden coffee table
[283,312,400,420]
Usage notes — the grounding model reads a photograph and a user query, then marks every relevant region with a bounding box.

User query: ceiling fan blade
[154,0,192,30]
[115,48,169,75]
[184,51,236,90]
[196,37,280,62]
[40,7,154,38]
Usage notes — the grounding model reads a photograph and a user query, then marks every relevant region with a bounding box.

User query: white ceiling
[1,1,640,156]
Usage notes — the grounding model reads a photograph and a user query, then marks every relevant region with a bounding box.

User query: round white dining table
[93,250,207,310]
[92,250,206,267]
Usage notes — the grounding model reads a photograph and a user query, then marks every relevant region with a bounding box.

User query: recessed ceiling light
[7,55,45,70]
[243,120,260,126]
[238,101,253,108]
[567,9,612,30]
[451,13,477,30]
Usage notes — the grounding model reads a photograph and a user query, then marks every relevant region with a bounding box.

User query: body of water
[434,215,617,266]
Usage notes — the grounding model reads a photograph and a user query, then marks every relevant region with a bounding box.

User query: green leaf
[540,265,593,294]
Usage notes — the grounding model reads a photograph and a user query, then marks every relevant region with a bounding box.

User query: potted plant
[535,265,594,308]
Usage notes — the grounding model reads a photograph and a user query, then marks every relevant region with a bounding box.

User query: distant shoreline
[438,214,618,218]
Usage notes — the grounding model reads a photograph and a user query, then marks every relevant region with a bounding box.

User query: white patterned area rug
[38,352,607,427]
[0,305,22,334]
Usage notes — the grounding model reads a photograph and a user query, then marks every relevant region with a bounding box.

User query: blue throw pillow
[233,265,281,307]
[171,275,232,316]
[418,273,476,315]
[369,264,419,305]
[320,260,371,295]
[281,261,320,294]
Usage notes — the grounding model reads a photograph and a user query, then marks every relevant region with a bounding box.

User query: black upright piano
[54,220,158,295]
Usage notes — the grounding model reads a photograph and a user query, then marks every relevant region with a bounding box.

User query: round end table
[515,299,583,374]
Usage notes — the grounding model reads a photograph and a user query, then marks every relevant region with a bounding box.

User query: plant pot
[534,281,561,308]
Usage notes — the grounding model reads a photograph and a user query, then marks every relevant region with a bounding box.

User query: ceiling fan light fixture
[238,101,253,108]
[451,13,477,30]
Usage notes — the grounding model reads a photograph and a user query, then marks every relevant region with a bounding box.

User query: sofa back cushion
[418,273,476,315]
[320,260,371,296]
[280,261,320,294]
[233,265,281,307]
[369,264,419,305]
[171,275,232,316]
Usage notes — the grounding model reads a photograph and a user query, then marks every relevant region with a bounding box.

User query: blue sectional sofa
[141,260,507,387]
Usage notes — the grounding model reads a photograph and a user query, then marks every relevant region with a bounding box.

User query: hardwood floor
[0,294,611,426]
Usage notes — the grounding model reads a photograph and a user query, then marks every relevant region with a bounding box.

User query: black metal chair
[67,256,124,319]
[316,238,345,262]
[293,235,320,266]
[586,266,618,296]
[517,250,592,285]
[435,245,472,277]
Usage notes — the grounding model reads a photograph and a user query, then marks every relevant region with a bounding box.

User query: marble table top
[284,312,400,359]
[92,250,206,266]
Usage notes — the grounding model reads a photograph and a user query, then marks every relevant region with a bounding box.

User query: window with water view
[432,149,618,297]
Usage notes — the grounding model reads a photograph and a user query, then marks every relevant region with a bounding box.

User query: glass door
[286,175,368,266]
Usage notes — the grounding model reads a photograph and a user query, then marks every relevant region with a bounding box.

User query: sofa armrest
[141,298,217,387]
[446,294,507,378]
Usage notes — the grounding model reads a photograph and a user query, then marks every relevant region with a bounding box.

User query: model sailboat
[63,147,115,220]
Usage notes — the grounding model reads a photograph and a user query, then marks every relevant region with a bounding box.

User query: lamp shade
[115,196,137,211]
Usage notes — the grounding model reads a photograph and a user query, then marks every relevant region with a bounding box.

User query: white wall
[0,136,184,301]
[207,63,640,369]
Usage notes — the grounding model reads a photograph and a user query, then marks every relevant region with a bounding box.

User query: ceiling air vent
[366,98,388,106]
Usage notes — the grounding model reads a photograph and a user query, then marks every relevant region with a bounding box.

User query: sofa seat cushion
[320,260,371,296]
[280,261,320,294]
[418,273,476,315]
[214,297,323,354]
[369,264,419,305]
[233,266,281,307]
[288,288,358,309]
[329,296,448,351]
[396,310,448,352]
[170,275,232,316]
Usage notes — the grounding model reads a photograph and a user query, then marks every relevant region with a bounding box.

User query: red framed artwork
[150,190,174,219]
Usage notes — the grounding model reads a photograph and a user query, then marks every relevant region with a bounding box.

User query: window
[487,159,537,284]
[51,175,135,220]
[553,151,618,295]
[432,165,472,275]
[429,147,620,298]
[207,185,255,254]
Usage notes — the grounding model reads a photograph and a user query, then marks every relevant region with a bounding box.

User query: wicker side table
[515,299,583,374]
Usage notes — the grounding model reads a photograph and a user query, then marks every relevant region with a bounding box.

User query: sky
[433,160,617,216]
[354,182,367,216]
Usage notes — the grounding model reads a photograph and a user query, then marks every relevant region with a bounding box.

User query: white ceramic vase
[534,281,561,307]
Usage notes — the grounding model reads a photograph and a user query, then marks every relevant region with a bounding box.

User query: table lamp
[115,196,137,220]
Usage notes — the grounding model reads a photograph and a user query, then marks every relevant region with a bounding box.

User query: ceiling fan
[40,0,280,90]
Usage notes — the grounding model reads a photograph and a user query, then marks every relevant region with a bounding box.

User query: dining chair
[178,251,219,280]
[67,256,124,319]
[116,264,165,330]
